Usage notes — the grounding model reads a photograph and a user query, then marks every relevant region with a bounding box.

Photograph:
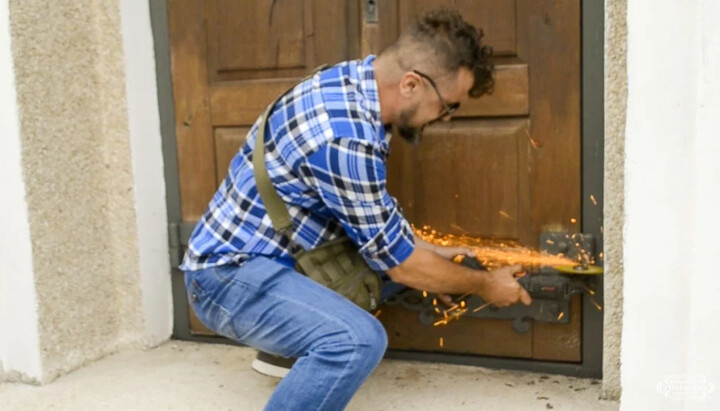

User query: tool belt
[251,67,381,312]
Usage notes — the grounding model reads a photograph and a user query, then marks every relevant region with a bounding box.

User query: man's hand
[478,264,532,307]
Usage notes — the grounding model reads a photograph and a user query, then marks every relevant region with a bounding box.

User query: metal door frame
[150,0,604,378]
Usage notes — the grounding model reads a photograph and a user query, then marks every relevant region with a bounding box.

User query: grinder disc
[555,265,604,275]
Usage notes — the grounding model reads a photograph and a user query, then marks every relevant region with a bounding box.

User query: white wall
[622,0,720,409]
[119,0,173,345]
[0,0,42,382]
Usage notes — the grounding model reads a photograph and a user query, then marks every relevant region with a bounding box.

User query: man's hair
[395,8,494,98]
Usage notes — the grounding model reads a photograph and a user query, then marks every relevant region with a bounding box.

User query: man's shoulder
[314,62,380,144]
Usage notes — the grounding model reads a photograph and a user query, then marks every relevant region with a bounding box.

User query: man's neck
[372,56,401,125]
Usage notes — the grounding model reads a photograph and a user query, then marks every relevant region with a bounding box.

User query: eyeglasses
[413,70,461,120]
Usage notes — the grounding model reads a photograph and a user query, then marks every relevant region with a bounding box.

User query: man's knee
[315,312,388,365]
[353,313,388,364]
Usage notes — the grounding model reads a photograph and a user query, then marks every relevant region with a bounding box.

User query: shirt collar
[356,55,390,148]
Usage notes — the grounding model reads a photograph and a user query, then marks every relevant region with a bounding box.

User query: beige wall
[602,0,627,401]
[8,0,145,383]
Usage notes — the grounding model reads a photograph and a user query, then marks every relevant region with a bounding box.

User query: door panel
[390,119,529,238]
[170,0,360,221]
[380,0,581,361]
[215,127,250,182]
[169,0,581,362]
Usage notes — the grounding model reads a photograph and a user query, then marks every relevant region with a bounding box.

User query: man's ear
[399,71,420,98]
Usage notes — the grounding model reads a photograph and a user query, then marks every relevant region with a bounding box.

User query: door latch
[364,0,378,23]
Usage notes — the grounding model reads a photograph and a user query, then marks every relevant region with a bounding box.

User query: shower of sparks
[413,225,602,328]
[414,225,576,269]
[590,195,598,206]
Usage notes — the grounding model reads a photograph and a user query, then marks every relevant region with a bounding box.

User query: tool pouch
[293,237,380,311]
[252,65,380,312]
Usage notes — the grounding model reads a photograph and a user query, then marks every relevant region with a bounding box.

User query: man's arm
[387,247,532,307]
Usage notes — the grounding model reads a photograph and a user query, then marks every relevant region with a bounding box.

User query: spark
[434,308,469,327]
[599,252,604,259]
[473,301,494,313]
[439,337,444,348]
[570,218,577,224]
[446,304,460,313]
[584,285,595,296]
[499,210,512,219]
[454,194,460,199]
[422,291,428,298]
[530,137,542,148]
[557,312,565,320]
[374,310,382,318]
[460,300,466,308]
[546,239,555,245]
[590,195,597,206]
[591,299,603,311]
[433,298,438,306]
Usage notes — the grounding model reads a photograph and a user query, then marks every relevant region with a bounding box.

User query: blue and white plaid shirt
[181,55,415,272]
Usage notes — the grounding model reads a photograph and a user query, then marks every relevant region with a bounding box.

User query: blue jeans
[184,256,401,410]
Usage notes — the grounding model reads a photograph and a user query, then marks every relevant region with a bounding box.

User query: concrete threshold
[0,341,618,410]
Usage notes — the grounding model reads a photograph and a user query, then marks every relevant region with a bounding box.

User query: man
[181,8,532,410]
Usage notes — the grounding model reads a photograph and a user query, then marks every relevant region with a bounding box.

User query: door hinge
[168,221,197,268]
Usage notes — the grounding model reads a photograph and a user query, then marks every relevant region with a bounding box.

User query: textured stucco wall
[601,0,627,401]
[9,0,145,383]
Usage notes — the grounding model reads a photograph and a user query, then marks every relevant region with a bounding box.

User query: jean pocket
[186,274,239,340]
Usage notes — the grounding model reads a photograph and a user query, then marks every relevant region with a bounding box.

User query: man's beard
[395,105,424,145]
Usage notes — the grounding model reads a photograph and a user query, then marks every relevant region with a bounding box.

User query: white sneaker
[251,351,297,378]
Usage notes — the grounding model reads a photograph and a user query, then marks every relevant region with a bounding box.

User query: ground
[0,341,618,410]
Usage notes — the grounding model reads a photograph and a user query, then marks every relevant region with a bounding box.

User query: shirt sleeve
[304,137,415,271]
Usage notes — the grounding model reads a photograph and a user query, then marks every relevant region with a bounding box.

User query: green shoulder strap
[252,64,329,238]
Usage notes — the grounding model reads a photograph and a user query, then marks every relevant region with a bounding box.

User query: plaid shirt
[181,55,415,272]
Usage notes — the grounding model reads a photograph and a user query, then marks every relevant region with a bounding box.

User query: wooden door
[168,0,581,361]
[377,0,582,362]
[168,0,361,335]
